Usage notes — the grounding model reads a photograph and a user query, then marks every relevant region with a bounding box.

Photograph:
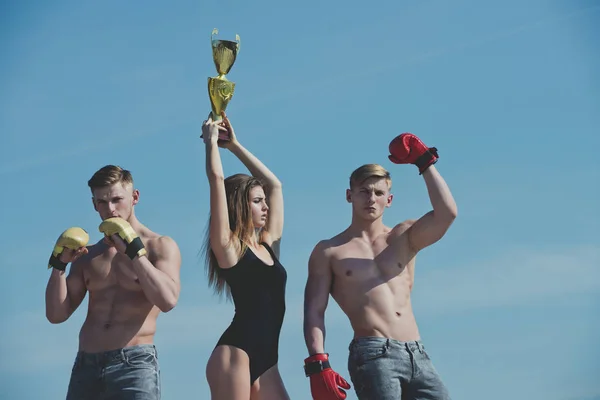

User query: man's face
[346,177,393,220]
[92,183,139,221]
[249,185,269,229]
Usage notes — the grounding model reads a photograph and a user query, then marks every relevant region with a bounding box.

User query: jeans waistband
[349,336,425,353]
[75,344,157,365]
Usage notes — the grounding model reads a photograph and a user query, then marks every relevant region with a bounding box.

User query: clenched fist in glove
[304,353,351,400]
[99,217,147,260]
[388,132,439,174]
[48,227,89,271]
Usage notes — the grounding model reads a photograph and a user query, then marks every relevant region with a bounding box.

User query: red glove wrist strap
[304,359,331,377]
[415,147,439,174]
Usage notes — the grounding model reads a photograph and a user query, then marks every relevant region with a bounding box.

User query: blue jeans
[347,337,451,400]
[66,344,161,400]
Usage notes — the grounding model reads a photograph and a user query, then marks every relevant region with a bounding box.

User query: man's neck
[126,214,145,235]
[347,215,388,242]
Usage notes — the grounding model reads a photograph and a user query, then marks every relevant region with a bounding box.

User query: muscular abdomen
[332,272,420,342]
[78,286,159,352]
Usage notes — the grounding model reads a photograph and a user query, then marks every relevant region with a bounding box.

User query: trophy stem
[208,76,235,122]
[210,111,223,121]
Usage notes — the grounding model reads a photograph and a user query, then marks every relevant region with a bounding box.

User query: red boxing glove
[388,132,439,174]
[304,353,351,400]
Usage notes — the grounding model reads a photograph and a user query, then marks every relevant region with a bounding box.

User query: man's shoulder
[311,232,350,260]
[316,230,348,248]
[390,219,417,236]
[139,224,176,245]
[147,234,180,254]
[150,234,177,244]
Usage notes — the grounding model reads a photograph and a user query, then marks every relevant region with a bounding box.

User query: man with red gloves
[303,133,457,399]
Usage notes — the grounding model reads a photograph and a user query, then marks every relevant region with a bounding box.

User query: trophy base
[208,76,236,122]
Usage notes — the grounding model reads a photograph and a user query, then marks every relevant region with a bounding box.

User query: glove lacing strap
[415,147,439,174]
[304,359,331,377]
[125,237,145,260]
[48,254,67,271]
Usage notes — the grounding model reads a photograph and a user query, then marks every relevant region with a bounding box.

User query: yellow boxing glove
[99,217,147,259]
[48,227,89,271]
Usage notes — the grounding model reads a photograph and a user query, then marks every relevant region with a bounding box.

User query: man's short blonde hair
[349,164,392,190]
[87,165,134,193]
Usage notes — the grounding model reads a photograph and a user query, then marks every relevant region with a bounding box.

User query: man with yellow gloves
[44,164,182,399]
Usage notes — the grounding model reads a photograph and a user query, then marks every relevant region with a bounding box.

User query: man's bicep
[304,244,332,314]
[405,211,451,252]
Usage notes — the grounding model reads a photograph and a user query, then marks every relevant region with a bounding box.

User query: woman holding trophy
[201,111,291,400]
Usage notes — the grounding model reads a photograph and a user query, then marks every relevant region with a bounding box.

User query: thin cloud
[414,245,599,315]
[0,299,306,373]
[0,309,83,373]
[0,119,186,176]
[242,4,600,111]
[3,5,596,177]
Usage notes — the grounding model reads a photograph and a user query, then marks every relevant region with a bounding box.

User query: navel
[397,263,403,268]
[135,278,140,284]
[345,270,353,276]
[85,279,90,286]
[104,323,111,329]
[396,312,401,317]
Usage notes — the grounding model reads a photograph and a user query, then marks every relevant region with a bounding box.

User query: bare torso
[77,233,161,352]
[328,221,420,342]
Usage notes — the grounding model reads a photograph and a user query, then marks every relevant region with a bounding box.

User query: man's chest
[331,239,412,281]
[83,251,150,291]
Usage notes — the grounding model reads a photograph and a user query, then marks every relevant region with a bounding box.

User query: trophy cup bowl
[207,28,240,143]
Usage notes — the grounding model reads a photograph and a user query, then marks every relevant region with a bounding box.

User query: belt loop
[385,339,390,348]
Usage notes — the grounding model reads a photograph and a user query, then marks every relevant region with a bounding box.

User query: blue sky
[1,0,599,399]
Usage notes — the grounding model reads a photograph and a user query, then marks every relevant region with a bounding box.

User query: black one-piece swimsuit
[216,242,287,385]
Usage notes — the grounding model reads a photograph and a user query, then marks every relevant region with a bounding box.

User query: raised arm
[406,166,457,252]
[387,133,458,253]
[203,117,240,269]
[220,113,284,253]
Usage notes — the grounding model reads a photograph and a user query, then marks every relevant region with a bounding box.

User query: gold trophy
[207,28,240,141]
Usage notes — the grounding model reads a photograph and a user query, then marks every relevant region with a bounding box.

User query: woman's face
[249,185,269,228]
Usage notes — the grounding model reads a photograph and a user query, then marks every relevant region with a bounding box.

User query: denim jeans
[347,337,451,400]
[66,344,161,400]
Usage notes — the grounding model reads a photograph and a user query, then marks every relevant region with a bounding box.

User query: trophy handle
[211,28,219,46]
[211,28,241,52]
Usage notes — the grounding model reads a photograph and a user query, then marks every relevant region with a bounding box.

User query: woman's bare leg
[206,345,252,400]
[250,364,290,400]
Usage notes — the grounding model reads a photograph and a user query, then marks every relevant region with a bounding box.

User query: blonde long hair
[202,173,265,299]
